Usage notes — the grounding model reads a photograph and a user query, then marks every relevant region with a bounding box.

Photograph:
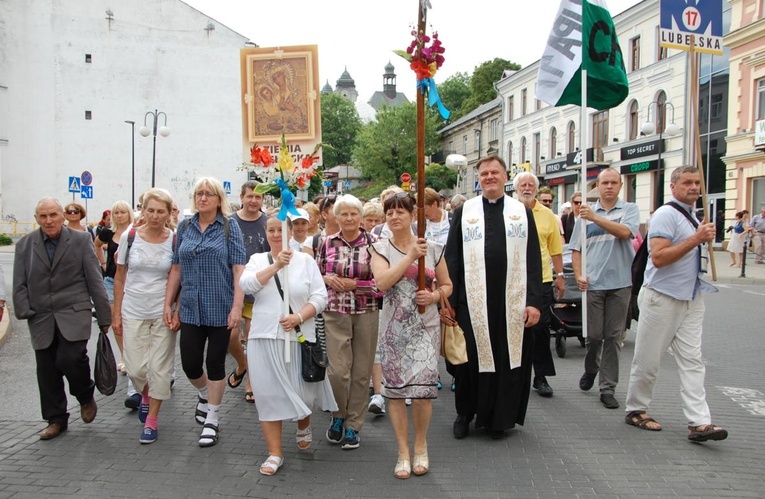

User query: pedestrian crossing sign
[68,176,81,193]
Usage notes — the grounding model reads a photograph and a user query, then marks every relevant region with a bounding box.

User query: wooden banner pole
[416,1,427,313]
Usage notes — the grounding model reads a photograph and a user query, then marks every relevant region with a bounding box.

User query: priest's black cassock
[445,196,543,432]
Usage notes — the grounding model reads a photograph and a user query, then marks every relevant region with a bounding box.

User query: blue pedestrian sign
[323,180,332,187]
[223,181,232,195]
[344,181,351,189]
[68,177,81,193]
[80,185,93,199]
[660,0,724,55]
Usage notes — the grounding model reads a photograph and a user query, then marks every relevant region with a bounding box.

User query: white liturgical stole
[461,195,528,372]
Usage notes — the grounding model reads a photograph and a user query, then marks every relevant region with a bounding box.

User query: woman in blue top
[164,177,247,447]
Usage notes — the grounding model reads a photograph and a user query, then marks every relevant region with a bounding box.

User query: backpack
[630,201,699,296]
[124,227,177,272]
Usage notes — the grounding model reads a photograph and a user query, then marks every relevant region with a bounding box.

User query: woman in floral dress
[369,193,452,479]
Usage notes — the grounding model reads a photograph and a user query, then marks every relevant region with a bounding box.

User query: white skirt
[247,338,338,422]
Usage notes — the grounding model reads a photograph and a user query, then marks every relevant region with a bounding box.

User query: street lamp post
[641,101,680,208]
[138,110,171,188]
[124,120,135,209]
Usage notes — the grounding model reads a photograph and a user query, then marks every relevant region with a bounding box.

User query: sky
[183,0,643,118]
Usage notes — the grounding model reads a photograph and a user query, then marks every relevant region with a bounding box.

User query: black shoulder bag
[268,254,328,382]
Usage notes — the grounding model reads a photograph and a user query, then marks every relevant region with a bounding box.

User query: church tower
[334,67,358,103]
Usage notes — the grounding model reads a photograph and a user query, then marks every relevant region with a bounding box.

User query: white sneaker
[368,394,386,415]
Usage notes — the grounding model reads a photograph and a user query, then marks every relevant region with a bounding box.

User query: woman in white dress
[240,216,336,476]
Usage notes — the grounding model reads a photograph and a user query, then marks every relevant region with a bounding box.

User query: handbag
[94,331,118,395]
[269,254,328,382]
[439,292,468,365]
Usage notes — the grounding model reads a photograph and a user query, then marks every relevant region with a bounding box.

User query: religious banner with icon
[240,45,322,165]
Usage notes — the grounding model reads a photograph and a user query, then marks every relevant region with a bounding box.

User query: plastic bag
[94,331,117,396]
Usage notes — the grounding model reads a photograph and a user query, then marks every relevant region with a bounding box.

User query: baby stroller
[549,245,585,358]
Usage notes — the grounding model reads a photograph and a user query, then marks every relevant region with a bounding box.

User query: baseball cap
[288,208,310,222]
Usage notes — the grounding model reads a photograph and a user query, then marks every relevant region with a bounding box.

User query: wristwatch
[556,272,565,278]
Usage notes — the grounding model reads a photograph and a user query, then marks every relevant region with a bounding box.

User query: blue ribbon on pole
[417,77,451,120]
[275,178,301,221]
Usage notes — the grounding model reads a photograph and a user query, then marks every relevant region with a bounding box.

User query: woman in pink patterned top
[315,194,379,451]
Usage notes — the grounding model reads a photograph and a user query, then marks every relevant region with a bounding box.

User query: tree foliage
[353,103,441,185]
[421,163,458,192]
[437,72,471,122]
[320,93,362,169]
[459,58,520,116]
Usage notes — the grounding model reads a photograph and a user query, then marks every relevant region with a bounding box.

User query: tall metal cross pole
[416,1,427,313]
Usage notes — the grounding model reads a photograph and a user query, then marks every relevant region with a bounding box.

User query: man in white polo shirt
[624,166,727,442]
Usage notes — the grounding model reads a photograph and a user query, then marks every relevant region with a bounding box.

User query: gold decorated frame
[240,45,320,145]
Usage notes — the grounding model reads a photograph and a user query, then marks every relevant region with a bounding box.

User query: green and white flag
[536,0,628,110]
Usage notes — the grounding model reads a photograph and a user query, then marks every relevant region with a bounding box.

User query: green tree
[320,93,362,168]
[421,163,457,192]
[460,58,520,115]
[437,72,471,122]
[353,103,441,185]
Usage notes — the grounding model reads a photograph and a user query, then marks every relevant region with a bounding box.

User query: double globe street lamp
[641,100,680,208]
[138,110,171,188]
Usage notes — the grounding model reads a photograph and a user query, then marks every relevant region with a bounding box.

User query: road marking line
[717,386,765,416]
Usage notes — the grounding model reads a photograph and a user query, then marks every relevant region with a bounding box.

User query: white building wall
[0,0,250,226]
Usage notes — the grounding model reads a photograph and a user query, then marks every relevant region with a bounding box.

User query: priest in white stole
[445,156,543,440]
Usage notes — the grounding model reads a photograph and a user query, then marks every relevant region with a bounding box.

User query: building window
[629,100,639,140]
[592,110,609,161]
[507,141,513,165]
[490,119,499,141]
[521,89,527,116]
[85,110,92,120]
[711,93,723,119]
[520,136,527,163]
[475,130,481,152]
[507,96,514,121]
[533,132,541,167]
[656,91,667,133]
[85,54,92,63]
[630,36,640,71]
[567,121,576,153]
[656,26,668,61]
[463,135,468,154]
[448,141,454,154]
[550,127,558,158]
[535,98,541,111]
[758,79,765,120]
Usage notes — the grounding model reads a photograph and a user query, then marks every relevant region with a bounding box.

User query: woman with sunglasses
[369,193,452,478]
[164,177,247,447]
[64,203,92,238]
[561,191,583,244]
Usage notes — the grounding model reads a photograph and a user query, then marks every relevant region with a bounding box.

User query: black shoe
[453,415,471,439]
[488,429,506,440]
[600,393,620,409]
[124,393,141,410]
[533,376,554,397]
[579,372,596,391]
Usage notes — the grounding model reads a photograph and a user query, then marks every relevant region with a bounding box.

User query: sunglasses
[66,209,81,215]
[572,201,582,205]
[321,195,337,211]
[540,199,553,204]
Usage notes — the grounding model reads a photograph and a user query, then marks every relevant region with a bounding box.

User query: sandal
[296,425,312,450]
[413,452,429,476]
[259,455,284,476]
[688,424,728,442]
[625,410,662,431]
[244,392,255,404]
[227,368,247,389]
[194,396,208,425]
[394,458,411,479]
[198,423,219,447]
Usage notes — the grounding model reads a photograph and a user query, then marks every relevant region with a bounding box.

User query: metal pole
[125,120,135,209]
[151,109,158,188]
[740,232,748,278]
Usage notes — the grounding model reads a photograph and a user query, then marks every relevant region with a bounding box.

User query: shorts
[242,302,253,320]
[103,276,115,302]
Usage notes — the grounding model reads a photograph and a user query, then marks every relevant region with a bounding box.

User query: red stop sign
[400,173,411,183]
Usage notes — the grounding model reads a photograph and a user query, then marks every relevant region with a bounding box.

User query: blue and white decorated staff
[445,155,543,440]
